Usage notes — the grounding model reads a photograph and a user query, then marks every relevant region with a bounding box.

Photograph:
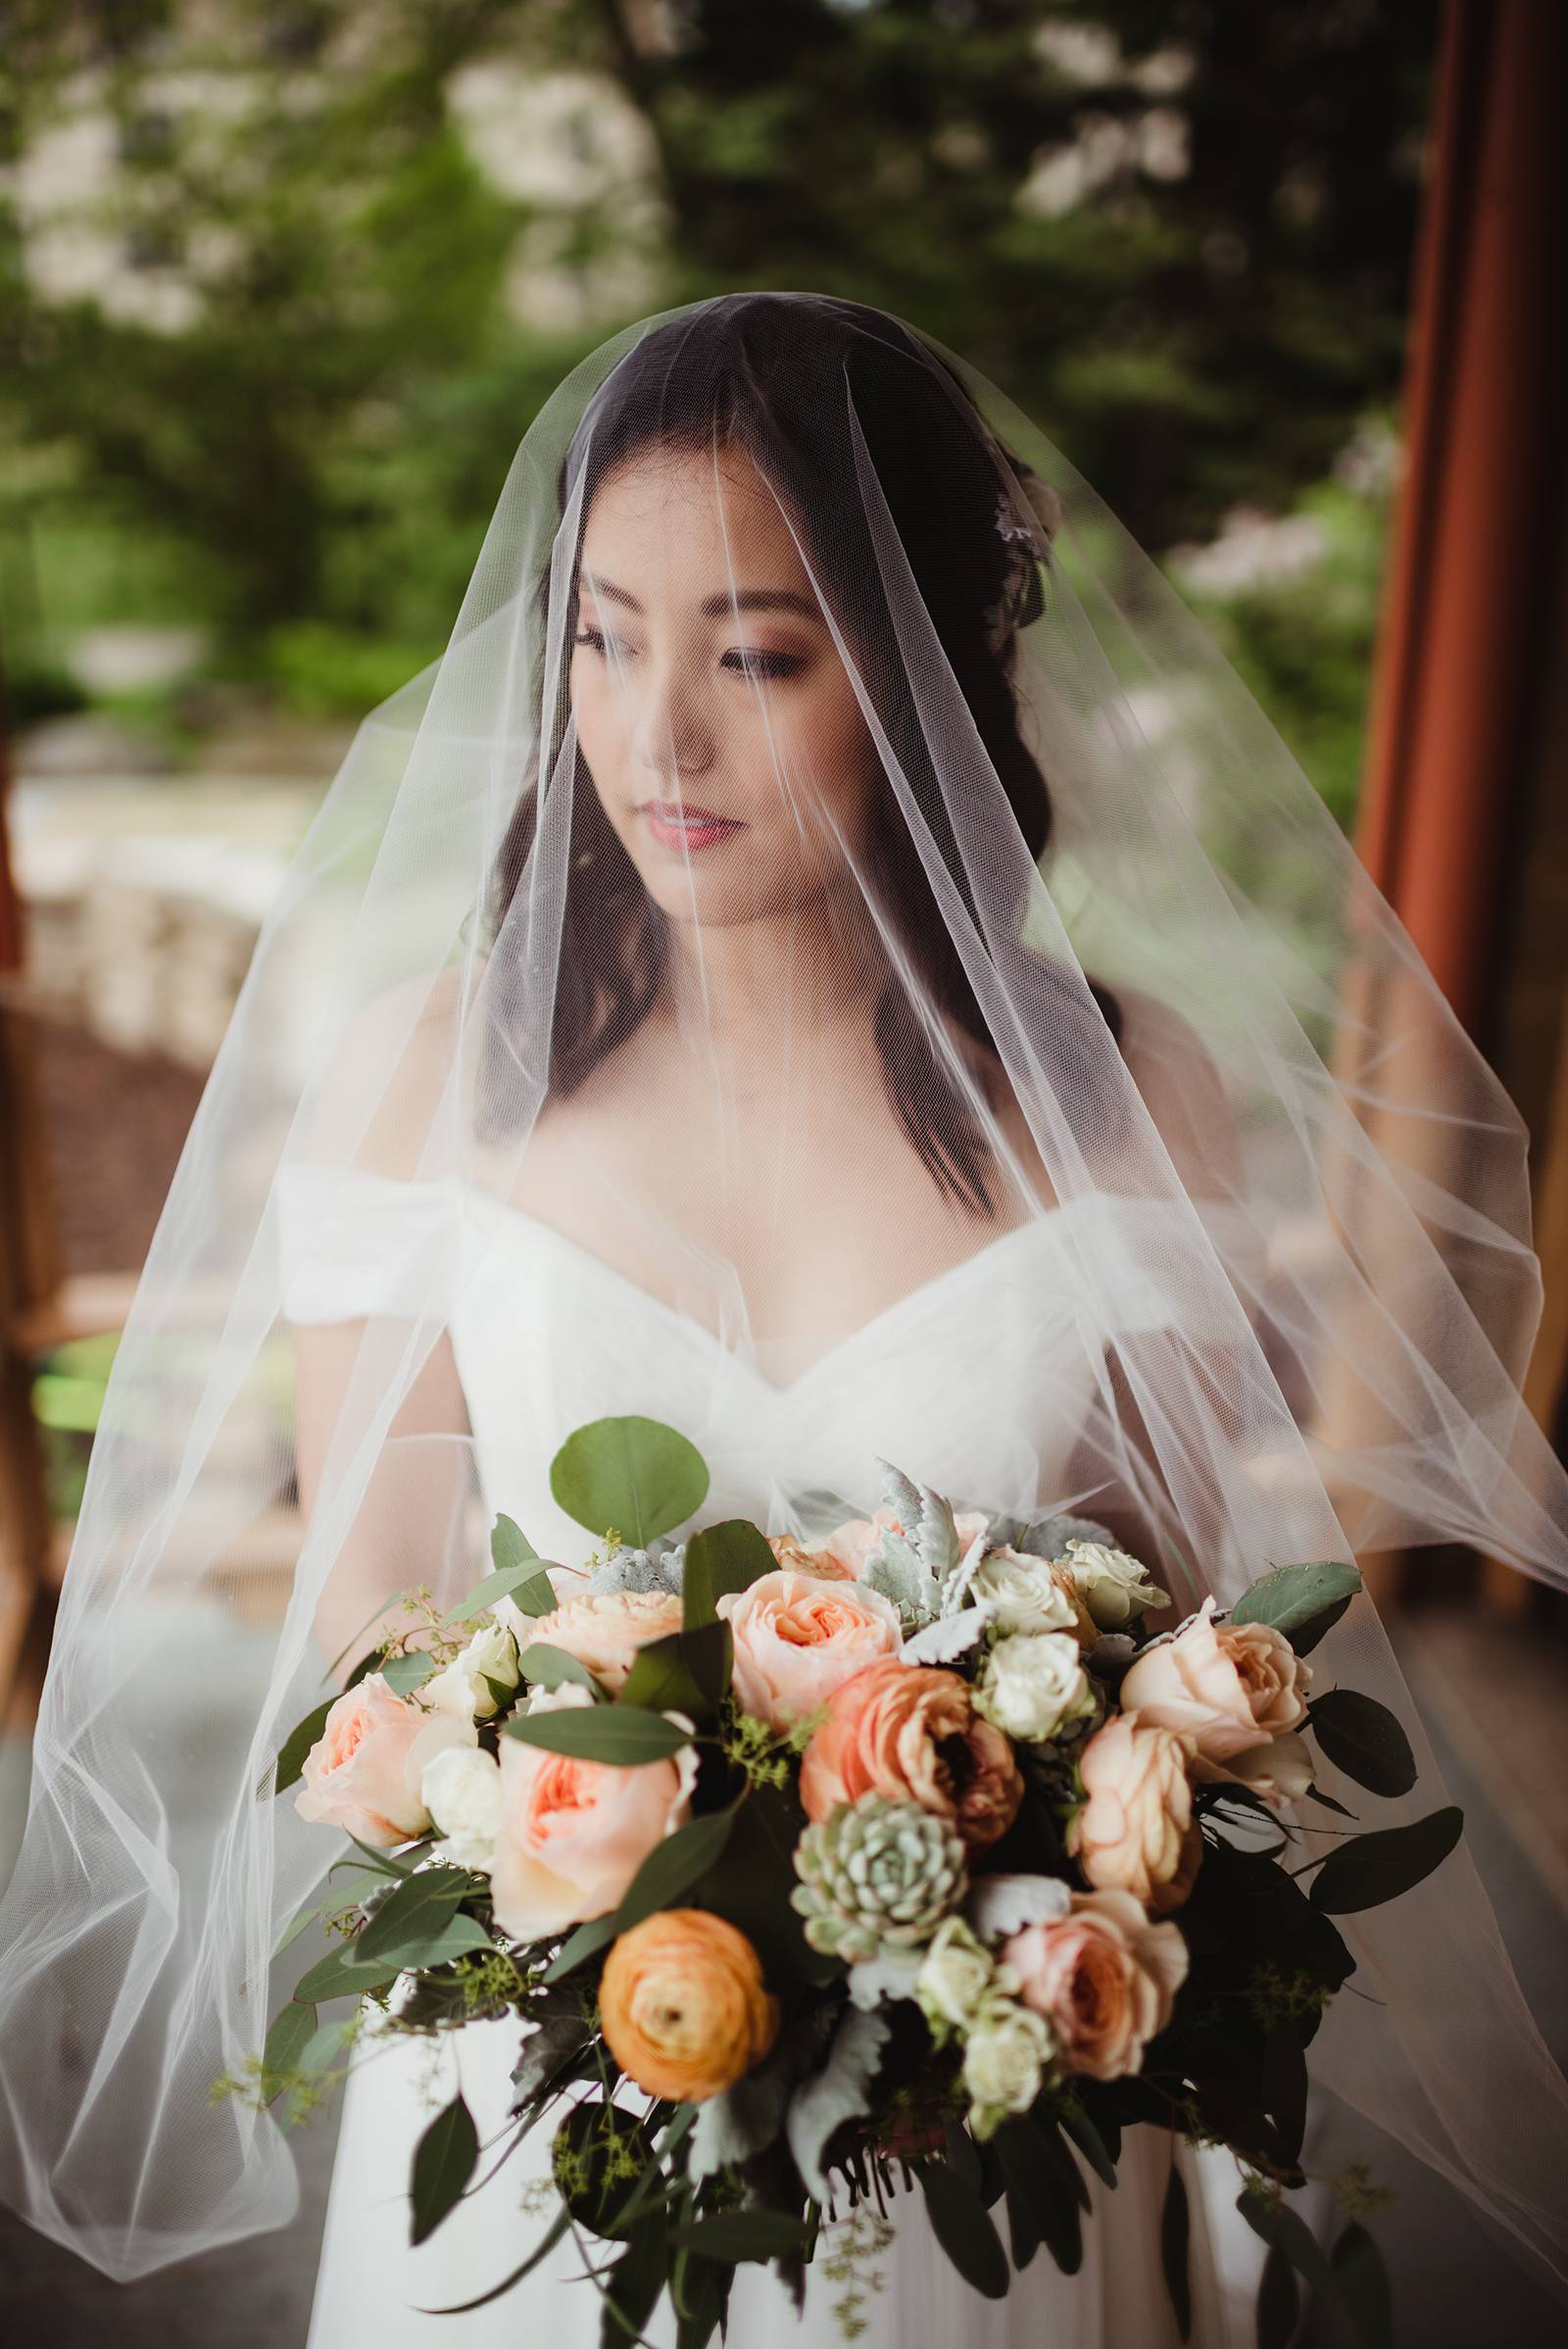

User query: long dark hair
[482,293,1117,1215]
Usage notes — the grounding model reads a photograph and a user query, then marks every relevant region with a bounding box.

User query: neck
[660,895,887,1055]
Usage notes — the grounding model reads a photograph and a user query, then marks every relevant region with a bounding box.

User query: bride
[4,292,1568,2340]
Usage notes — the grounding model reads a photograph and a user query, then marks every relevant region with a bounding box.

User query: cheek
[760,681,878,838]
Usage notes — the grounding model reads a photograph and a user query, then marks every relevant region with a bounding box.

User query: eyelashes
[572,626,807,684]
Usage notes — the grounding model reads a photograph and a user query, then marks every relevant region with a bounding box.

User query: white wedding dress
[278,1164,1269,2347]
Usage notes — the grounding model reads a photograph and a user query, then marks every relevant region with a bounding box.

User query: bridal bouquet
[258,1414,1459,2344]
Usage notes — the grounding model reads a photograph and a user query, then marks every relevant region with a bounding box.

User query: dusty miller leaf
[845,1949,925,2010]
[967,1873,1073,1942]
[785,2006,890,2205]
[903,1603,993,1666]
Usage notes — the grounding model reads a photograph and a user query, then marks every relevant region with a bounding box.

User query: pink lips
[641,800,745,852]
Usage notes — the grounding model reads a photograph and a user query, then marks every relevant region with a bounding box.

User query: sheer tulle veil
[1,290,1565,2294]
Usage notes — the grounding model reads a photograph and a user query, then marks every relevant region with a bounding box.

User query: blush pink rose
[1068,1712,1201,1914]
[489,1689,699,1941]
[1004,1887,1189,2080]
[525,1590,685,1693]
[799,1658,1023,1855]
[1117,1597,1310,1778]
[716,1570,903,1729]
[294,1673,474,1848]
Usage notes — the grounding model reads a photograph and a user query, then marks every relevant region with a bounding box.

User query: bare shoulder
[304,962,484,1180]
[1114,983,1242,1199]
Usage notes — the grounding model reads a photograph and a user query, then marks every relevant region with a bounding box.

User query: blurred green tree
[1,0,1432,750]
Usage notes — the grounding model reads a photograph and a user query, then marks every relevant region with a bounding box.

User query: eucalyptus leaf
[371,1913,494,1972]
[442,1514,551,1624]
[994,2115,1082,2275]
[551,1415,709,1544]
[1307,1806,1463,1913]
[1230,1560,1361,1652]
[673,2210,813,2263]
[1256,2241,1299,2349]
[298,2018,355,2076]
[443,1558,558,1625]
[262,2000,318,2083]
[915,2160,1009,2299]
[1307,1688,1416,1797]
[517,1641,611,1699]
[1237,2188,1337,2297]
[1331,2221,1393,2349]
[380,1649,435,1697]
[785,2006,889,2203]
[421,2205,572,2316]
[411,2093,478,2245]
[1059,2103,1117,2191]
[682,1519,776,1628]
[504,1703,695,1767]
[1161,2162,1192,2341]
[354,1869,468,1964]
[273,1696,334,1795]
[620,1621,732,1718]
[292,1942,396,2005]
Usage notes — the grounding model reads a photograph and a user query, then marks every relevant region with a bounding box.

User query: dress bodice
[275,1164,1239,1562]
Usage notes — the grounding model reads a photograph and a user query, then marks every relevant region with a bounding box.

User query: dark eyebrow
[582,574,823,624]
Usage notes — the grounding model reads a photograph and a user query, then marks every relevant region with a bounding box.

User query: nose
[629,661,716,785]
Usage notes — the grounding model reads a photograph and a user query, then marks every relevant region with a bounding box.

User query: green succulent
[791,1794,968,1963]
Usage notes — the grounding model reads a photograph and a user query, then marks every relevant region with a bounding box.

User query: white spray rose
[1059,1540,1171,1631]
[915,1916,1018,2045]
[961,1996,1056,2136]
[976,1631,1097,1743]
[969,1545,1081,1637]
[423,1617,521,1724]
[420,1744,504,1870]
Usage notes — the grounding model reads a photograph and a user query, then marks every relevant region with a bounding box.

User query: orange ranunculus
[799,1658,1023,1855]
[599,1909,779,2102]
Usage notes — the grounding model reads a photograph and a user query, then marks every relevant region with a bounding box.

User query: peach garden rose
[524,1589,685,1694]
[599,1908,780,2102]
[488,1688,698,1941]
[1117,1595,1310,1779]
[1003,1887,1188,2080]
[716,1568,903,1729]
[1068,1711,1202,1914]
[799,1658,1023,1855]
[294,1673,474,1849]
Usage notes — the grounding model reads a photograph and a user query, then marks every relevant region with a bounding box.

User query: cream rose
[961,1997,1056,2132]
[969,1546,1081,1637]
[1118,1597,1310,1777]
[975,1631,1097,1743]
[422,1617,521,1723]
[716,1569,903,1730]
[524,1589,685,1695]
[1004,1887,1188,2081]
[1068,1712,1201,1914]
[294,1673,474,1848]
[1059,1540,1172,1631]
[420,1743,504,1869]
[915,1916,1016,2045]
[488,1688,698,1940]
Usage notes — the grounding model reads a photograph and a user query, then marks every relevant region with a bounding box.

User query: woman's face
[568,443,880,928]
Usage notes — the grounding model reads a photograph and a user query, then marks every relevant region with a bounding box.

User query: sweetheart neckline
[464,1185,1082,1398]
